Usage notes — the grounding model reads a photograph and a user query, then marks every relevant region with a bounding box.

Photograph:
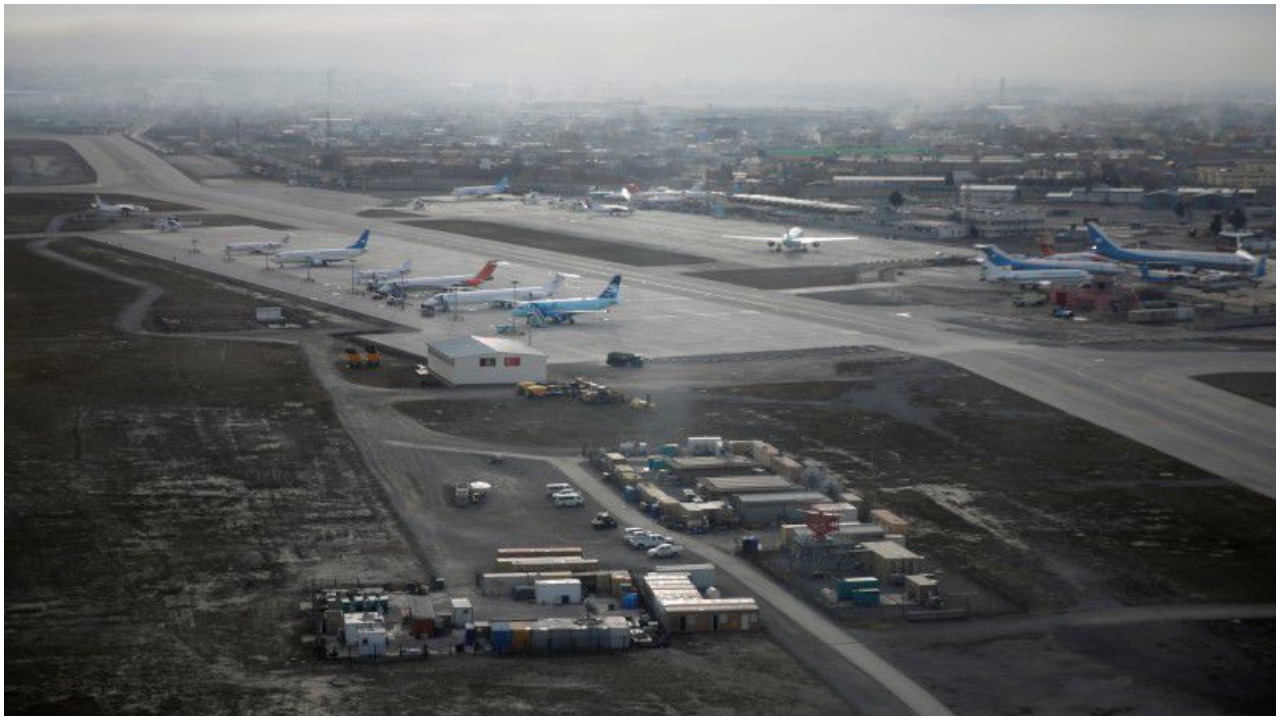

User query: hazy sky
[5,4,1276,91]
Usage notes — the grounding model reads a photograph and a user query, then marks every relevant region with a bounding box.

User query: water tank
[703,586,721,599]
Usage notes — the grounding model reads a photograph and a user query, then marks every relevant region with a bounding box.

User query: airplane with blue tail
[274,229,370,267]
[1088,221,1261,274]
[512,275,622,325]
[977,244,1126,276]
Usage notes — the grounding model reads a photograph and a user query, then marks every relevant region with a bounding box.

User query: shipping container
[534,578,583,605]
[496,547,585,558]
[870,509,910,535]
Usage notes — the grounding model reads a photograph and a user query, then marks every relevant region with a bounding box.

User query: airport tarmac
[18,131,1275,496]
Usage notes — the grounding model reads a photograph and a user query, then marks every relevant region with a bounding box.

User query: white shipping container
[534,578,583,605]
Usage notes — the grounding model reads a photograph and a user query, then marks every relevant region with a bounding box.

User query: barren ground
[4,234,850,715]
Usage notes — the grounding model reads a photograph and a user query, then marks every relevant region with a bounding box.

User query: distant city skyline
[5,5,1276,95]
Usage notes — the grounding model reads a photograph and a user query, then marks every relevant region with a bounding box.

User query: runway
[10,132,1275,497]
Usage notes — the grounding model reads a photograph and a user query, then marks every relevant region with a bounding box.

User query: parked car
[546,483,573,497]
[647,543,683,558]
[628,531,673,549]
[591,511,618,529]
[552,491,585,508]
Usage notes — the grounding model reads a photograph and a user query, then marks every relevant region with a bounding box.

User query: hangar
[425,335,547,386]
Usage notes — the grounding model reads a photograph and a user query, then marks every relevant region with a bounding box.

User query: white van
[545,483,573,497]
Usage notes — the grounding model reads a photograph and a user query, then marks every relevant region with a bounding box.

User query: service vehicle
[591,511,618,529]
[552,491,585,508]
[647,543,683,558]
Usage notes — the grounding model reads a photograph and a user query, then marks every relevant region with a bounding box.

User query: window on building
[479,357,496,367]
[504,356,522,367]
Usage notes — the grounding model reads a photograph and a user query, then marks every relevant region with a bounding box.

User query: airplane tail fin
[400,259,412,274]
[349,230,370,250]
[1086,222,1119,254]
[620,187,631,202]
[1253,255,1267,280]
[546,273,568,292]
[599,275,622,301]
[474,260,499,283]
[976,244,1014,266]
[281,233,292,245]
[497,176,510,191]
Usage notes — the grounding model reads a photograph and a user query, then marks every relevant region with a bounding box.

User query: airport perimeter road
[12,132,1275,495]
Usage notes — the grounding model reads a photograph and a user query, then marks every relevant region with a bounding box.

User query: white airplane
[354,259,412,286]
[980,263,1090,287]
[423,272,573,311]
[724,226,859,252]
[451,176,510,198]
[573,199,634,216]
[274,230,370,267]
[225,233,292,255]
[512,275,622,325]
[91,195,150,217]
[378,259,501,295]
[589,186,632,203]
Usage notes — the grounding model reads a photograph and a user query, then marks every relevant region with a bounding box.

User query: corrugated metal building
[425,335,547,386]
[732,490,830,526]
[696,474,793,498]
[859,540,925,582]
[640,572,760,634]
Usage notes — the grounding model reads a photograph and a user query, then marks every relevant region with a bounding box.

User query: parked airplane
[377,260,501,295]
[91,195,149,216]
[1088,221,1261,274]
[273,230,370,267]
[423,272,573,311]
[225,233,292,255]
[511,275,622,324]
[724,226,858,252]
[451,176,511,198]
[1139,256,1267,284]
[354,259,412,286]
[980,264,1091,286]
[589,187,632,203]
[573,199,634,216]
[977,244,1126,276]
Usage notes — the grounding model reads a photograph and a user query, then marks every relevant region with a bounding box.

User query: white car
[551,491,585,508]
[628,531,673,549]
[647,543,683,558]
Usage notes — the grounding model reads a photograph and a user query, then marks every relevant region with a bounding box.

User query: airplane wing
[801,236,859,242]
[722,235,777,241]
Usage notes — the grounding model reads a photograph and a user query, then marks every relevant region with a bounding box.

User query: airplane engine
[810,241,820,249]
[766,240,778,249]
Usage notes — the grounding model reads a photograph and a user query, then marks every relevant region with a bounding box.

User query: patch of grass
[403,218,715,266]
[1193,372,1275,407]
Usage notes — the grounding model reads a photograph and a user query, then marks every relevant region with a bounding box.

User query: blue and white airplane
[274,230,370,267]
[1088,221,1261,274]
[977,244,1126,276]
[511,275,622,324]
[452,176,511,198]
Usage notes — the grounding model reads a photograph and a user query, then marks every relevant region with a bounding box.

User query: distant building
[1043,186,1145,205]
[960,184,1020,204]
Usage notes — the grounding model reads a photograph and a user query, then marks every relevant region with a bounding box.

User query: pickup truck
[647,543,683,558]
